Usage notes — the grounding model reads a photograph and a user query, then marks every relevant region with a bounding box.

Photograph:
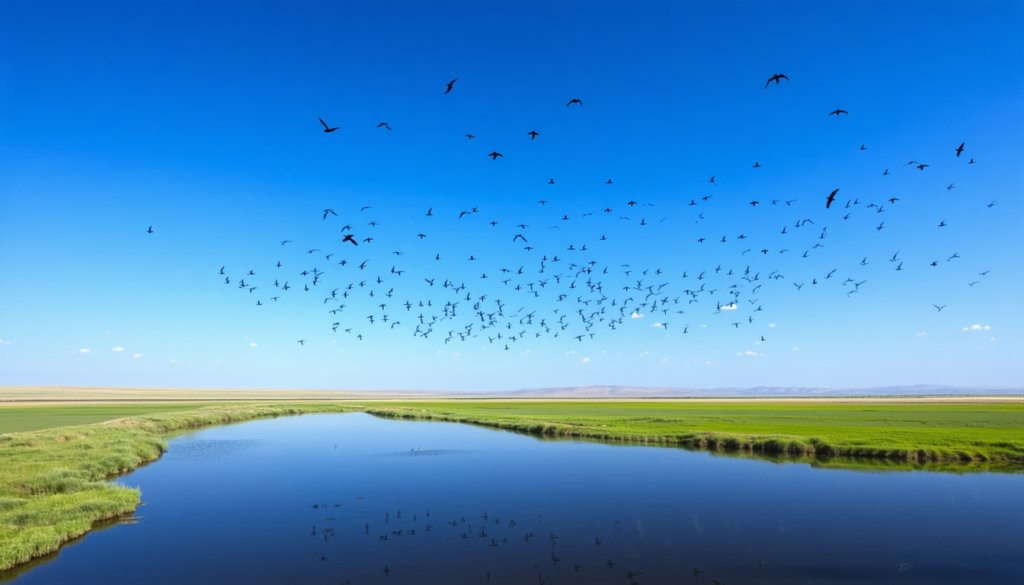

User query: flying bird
[764,73,789,88]
[566,98,582,106]
[146,226,153,233]
[322,209,337,220]
[377,122,391,130]
[825,189,839,209]
[828,109,849,116]
[528,131,539,140]
[955,142,965,157]
[319,118,338,133]
[445,79,457,94]
[488,152,503,160]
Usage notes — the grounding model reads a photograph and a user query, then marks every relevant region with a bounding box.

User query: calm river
[6,413,1022,584]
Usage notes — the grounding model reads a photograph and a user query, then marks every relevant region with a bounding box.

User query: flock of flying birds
[159,74,990,351]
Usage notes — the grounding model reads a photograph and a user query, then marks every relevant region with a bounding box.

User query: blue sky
[1,1,1021,391]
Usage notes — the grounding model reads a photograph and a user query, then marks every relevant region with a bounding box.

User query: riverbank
[1,399,1022,572]
[0,404,357,572]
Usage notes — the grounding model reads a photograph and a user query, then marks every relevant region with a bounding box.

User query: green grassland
[362,400,1024,462]
[0,399,1021,572]
[0,404,233,435]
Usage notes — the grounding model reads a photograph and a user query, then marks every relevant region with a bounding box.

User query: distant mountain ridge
[500,385,1023,397]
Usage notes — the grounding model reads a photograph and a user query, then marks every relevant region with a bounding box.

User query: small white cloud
[792,347,799,351]
[171,359,178,363]
[582,357,590,362]
[706,360,711,364]
[701,324,707,328]
[0,339,9,345]
[721,304,737,310]
[963,324,991,331]
[631,312,644,318]
[661,358,667,362]
[111,347,124,352]
[437,350,442,354]
[133,353,143,359]
[769,323,776,327]
[250,342,258,347]
[79,349,91,353]
[917,332,926,336]
[651,323,663,328]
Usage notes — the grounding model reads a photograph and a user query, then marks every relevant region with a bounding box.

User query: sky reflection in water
[8,413,1022,584]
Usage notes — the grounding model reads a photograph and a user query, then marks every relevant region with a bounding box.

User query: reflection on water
[5,413,1022,584]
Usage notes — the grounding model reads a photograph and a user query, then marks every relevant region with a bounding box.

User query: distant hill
[497,385,1023,398]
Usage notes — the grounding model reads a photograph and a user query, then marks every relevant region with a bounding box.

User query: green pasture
[362,400,1024,461]
[0,404,229,435]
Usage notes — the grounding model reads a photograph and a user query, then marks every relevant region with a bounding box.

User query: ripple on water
[377,449,477,457]
[164,439,261,463]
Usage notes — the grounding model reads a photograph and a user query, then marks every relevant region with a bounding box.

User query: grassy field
[0,404,233,434]
[361,400,1024,462]
[0,397,1021,573]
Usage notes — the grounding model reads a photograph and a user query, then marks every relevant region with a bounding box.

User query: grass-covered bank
[1,399,1022,573]
[0,403,357,572]
[360,400,1024,463]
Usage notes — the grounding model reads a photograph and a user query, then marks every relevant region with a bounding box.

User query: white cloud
[582,357,590,362]
[133,354,143,359]
[706,360,711,364]
[250,342,258,347]
[651,323,663,328]
[111,347,124,352]
[738,350,760,356]
[769,323,776,327]
[631,312,644,318]
[79,349,91,353]
[792,347,799,351]
[661,358,667,362]
[963,324,991,331]
[917,332,926,336]
[437,350,442,354]
[721,304,737,310]
[171,359,178,363]
[0,339,9,345]
[700,324,706,328]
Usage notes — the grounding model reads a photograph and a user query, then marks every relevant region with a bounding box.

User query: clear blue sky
[1,1,1021,391]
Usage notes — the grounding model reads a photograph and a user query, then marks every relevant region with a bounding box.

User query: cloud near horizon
[111,347,124,352]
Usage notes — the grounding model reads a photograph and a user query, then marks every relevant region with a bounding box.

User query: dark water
[7,413,1023,584]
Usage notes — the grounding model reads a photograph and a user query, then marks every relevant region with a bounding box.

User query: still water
[7,413,1023,584]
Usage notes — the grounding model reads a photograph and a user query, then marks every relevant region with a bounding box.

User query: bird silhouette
[764,73,789,88]
[319,118,339,132]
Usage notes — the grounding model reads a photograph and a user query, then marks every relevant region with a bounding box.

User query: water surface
[7,413,1022,584]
